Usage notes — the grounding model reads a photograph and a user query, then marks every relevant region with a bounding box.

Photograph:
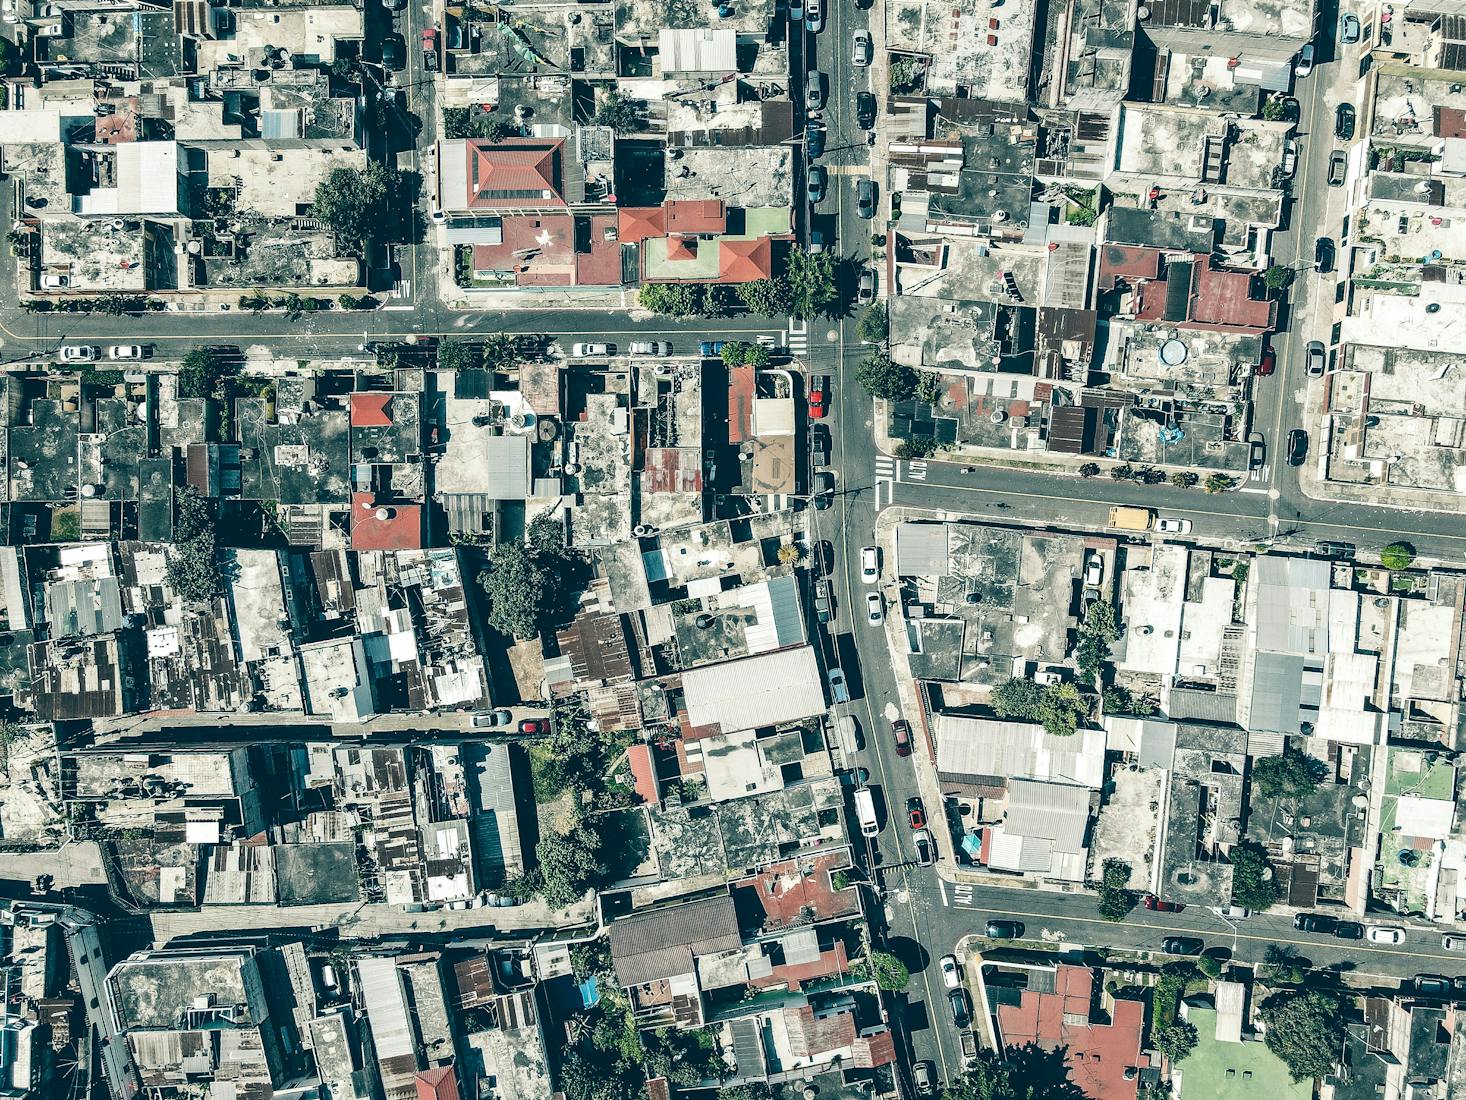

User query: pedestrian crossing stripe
[874,456,895,476]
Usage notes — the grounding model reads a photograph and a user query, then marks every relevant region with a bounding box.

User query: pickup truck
[1107,505,1155,531]
[959,1030,978,1067]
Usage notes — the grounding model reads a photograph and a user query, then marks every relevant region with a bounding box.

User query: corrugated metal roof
[766,574,804,648]
[936,716,1107,788]
[356,957,414,1060]
[894,522,949,577]
[1248,651,1305,735]
[261,109,301,139]
[1165,687,1238,725]
[1254,555,1331,656]
[681,645,826,734]
[1004,778,1090,853]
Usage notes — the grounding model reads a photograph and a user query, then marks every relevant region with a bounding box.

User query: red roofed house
[718,237,773,282]
[438,138,566,214]
[415,1066,461,1100]
[995,965,1151,1100]
[350,392,395,428]
[350,493,423,551]
[1097,246,1274,333]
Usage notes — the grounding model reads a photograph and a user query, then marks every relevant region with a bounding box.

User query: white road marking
[906,460,928,481]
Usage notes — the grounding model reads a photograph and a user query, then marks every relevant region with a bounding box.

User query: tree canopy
[991,678,1089,737]
[593,92,642,133]
[537,818,607,909]
[312,162,397,250]
[1259,990,1347,1081]
[479,542,554,639]
[1251,751,1327,800]
[1097,859,1134,922]
[942,1044,1087,1100]
[786,248,839,319]
[1380,542,1415,570]
[167,486,223,604]
[1074,600,1118,685]
[858,302,888,344]
[736,277,792,317]
[177,347,231,400]
[859,950,910,991]
[1229,840,1283,911]
[855,353,919,401]
[1154,1020,1199,1063]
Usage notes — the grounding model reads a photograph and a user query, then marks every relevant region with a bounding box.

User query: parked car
[806,122,826,158]
[1281,137,1298,177]
[1161,936,1204,956]
[39,273,69,289]
[1414,975,1452,997]
[517,718,548,734]
[381,32,406,70]
[986,920,1024,940]
[1315,236,1335,273]
[1295,41,1314,77]
[856,91,877,129]
[813,578,833,624]
[421,27,439,70]
[813,539,834,576]
[856,178,877,218]
[571,342,610,357]
[807,164,828,204]
[939,954,962,989]
[1143,894,1184,913]
[1156,516,1193,533]
[1306,339,1327,375]
[1210,905,1251,920]
[808,373,829,418]
[948,988,972,1027]
[628,340,672,355]
[1334,921,1365,940]
[827,666,849,702]
[470,708,513,728]
[857,268,877,304]
[860,545,879,583]
[810,422,831,467]
[1366,926,1406,945]
[913,1060,935,1095]
[891,718,913,757]
[1256,344,1276,376]
[1340,12,1361,44]
[1083,552,1104,588]
[1315,540,1356,559]
[865,592,884,626]
[913,828,934,866]
[1287,429,1309,466]
[1335,102,1356,141]
[813,470,835,509]
[1327,150,1347,186]
[852,30,872,65]
[1444,935,1466,952]
[805,0,824,33]
[907,796,926,830]
[59,345,99,362]
[806,69,825,112]
[699,340,727,356]
[807,229,826,254]
[1293,912,1339,933]
[108,345,148,360]
[1248,432,1266,470]
[1275,95,1300,123]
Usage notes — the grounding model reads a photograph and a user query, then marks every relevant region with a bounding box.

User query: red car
[891,718,912,758]
[1255,345,1276,377]
[518,718,548,735]
[907,796,925,830]
[808,374,829,418]
[1143,893,1185,913]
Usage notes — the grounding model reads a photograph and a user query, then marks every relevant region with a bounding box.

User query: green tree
[1380,542,1415,570]
[637,282,701,317]
[858,302,888,344]
[1263,265,1293,292]
[991,677,1045,719]
[480,332,518,372]
[312,162,396,251]
[1154,1020,1199,1063]
[479,542,554,639]
[894,437,939,458]
[736,277,792,316]
[992,678,1089,737]
[1109,462,1136,481]
[917,371,944,404]
[786,248,838,319]
[1258,990,1347,1081]
[1262,96,1285,121]
[942,1044,1087,1100]
[855,353,919,401]
[716,1086,773,1100]
[1229,840,1283,912]
[1261,944,1306,985]
[1170,471,1199,488]
[537,818,606,908]
[167,487,223,604]
[1196,954,1223,979]
[1075,600,1118,686]
[594,92,642,133]
[1097,858,1133,921]
[1102,684,1158,717]
[1205,473,1236,493]
[700,284,732,317]
[890,56,924,93]
[1078,462,1100,478]
[436,338,478,371]
[51,511,81,541]
[859,950,910,991]
[177,347,231,399]
[721,341,752,368]
[1251,752,1327,800]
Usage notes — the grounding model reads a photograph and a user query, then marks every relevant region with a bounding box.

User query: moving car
[806,122,826,158]
[470,709,513,728]
[1287,428,1309,466]
[857,268,877,304]
[939,954,962,989]
[807,164,827,204]
[1314,236,1335,273]
[860,545,880,583]
[1335,103,1356,141]
[856,91,877,129]
[1366,926,1406,945]
[806,69,825,112]
[1143,894,1184,913]
[1328,150,1347,186]
[1340,12,1361,44]
[907,796,926,830]
[948,988,972,1028]
[1248,432,1266,471]
[1305,339,1327,376]
[1255,344,1276,377]
[517,718,548,734]
[108,345,148,360]
[856,178,877,219]
[39,273,69,289]
[891,718,913,757]
[571,342,610,357]
[808,373,829,418]
[628,340,672,355]
[852,30,872,66]
[59,345,99,362]
[1293,912,1338,933]
[1334,921,1365,940]
[1295,41,1314,77]
[986,920,1024,939]
[1156,516,1193,534]
[699,340,727,356]
[1161,936,1204,956]
[865,591,883,626]
[813,470,835,510]
[913,828,934,866]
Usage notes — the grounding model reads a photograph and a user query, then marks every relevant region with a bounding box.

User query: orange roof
[718,237,773,283]
[351,494,423,551]
[350,393,394,428]
[465,139,564,209]
[415,1068,461,1100]
[627,743,660,803]
[618,206,665,243]
[667,237,699,261]
[665,199,726,234]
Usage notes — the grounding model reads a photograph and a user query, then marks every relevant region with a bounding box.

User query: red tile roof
[619,206,666,243]
[350,393,395,428]
[351,494,423,551]
[627,742,660,804]
[415,1067,461,1100]
[731,851,860,930]
[718,237,773,283]
[852,1029,897,1069]
[728,364,755,444]
[995,966,1150,1100]
[667,237,699,261]
[666,199,727,234]
[464,139,565,209]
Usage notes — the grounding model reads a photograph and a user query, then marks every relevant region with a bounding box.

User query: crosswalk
[907,459,928,481]
[786,317,809,356]
[875,455,895,508]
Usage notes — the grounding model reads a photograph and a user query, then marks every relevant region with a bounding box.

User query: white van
[854,788,879,837]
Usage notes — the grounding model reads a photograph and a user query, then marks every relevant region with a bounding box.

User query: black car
[1414,975,1452,997]
[856,91,877,130]
[1334,921,1365,940]
[985,920,1023,940]
[1293,913,1338,933]
[1276,95,1300,123]
[1335,102,1356,141]
[1162,936,1204,956]
[381,33,406,70]
[1248,432,1266,470]
[813,539,834,576]
[1328,150,1347,186]
[1314,236,1335,274]
[812,470,835,510]
[809,423,831,467]
[806,122,826,158]
[1288,429,1308,466]
[948,988,972,1027]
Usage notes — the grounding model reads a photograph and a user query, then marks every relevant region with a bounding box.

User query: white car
[628,341,672,356]
[1083,553,1104,587]
[860,546,879,584]
[1366,926,1406,945]
[938,954,962,989]
[1210,905,1250,920]
[108,344,146,360]
[570,342,611,357]
[470,708,513,728]
[59,345,99,362]
[1281,138,1298,177]
[39,273,70,290]
[866,592,883,625]
[1156,517,1193,534]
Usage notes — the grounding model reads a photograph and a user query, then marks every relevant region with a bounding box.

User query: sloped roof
[465,139,564,209]
[609,895,741,987]
[351,393,394,428]
[618,206,666,243]
[666,199,726,233]
[718,237,773,282]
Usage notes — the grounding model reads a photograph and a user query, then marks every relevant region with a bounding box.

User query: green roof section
[1176,1007,1312,1100]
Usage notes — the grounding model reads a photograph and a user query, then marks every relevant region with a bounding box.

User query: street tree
[1380,542,1415,570]
[1171,471,1199,488]
[736,277,792,316]
[480,332,518,372]
[1097,859,1134,921]
[436,338,478,371]
[858,302,888,344]
[1078,463,1100,478]
[1259,990,1347,1081]
[637,283,701,317]
[312,162,396,252]
[1263,265,1293,292]
[1205,473,1236,493]
[786,249,839,318]
[860,950,910,991]
[855,354,918,401]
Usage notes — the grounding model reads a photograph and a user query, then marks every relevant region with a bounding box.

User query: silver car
[852,30,872,66]
[1305,339,1326,376]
